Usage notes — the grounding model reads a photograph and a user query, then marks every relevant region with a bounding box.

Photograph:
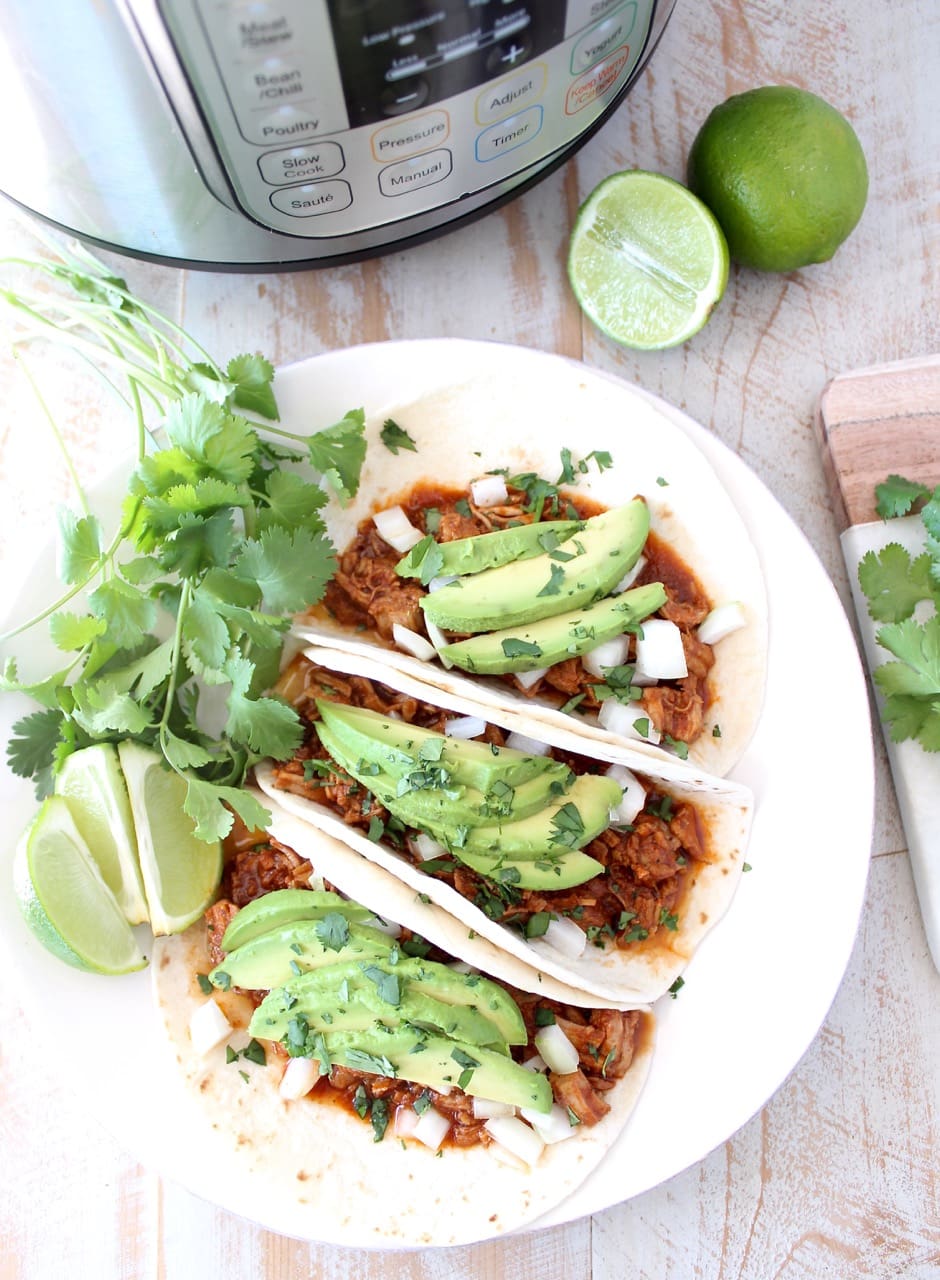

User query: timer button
[380,77,430,116]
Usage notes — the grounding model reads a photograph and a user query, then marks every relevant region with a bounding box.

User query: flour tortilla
[255,644,754,1007]
[152,799,655,1248]
[295,365,767,776]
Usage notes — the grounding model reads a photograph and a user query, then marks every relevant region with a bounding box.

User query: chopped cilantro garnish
[743,861,753,872]
[712,723,722,738]
[536,562,566,597]
[414,1090,433,1115]
[457,1068,474,1090]
[454,498,472,517]
[225,1045,238,1064]
[656,476,669,486]
[566,1106,582,1126]
[663,733,690,760]
[632,717,651,738]
[534,1006,556,1027]
[361,965,401,1007]
[549,802,584,848]
[370,1097,390,1142]
[875,474,932,519]
[501,637,543,659]
[425,507,441,534]
[196,973,213,995]
[525,911,552,938]
[380,418,417,455]
[345,1049,397,1077]
[367,815,385,842]
[242,1038,266,1066]
[659,909,679,931]
[668,976,685,999]
[559,693,585,714]
[451,1048,480,1069]
[315,912,350,952]
[401,934,432,958]
[213,970,232,991]
[418,738,445,762]
[353,1083,370,1119]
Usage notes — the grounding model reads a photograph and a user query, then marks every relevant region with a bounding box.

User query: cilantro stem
[159,578,194,765]
[12,347,90,517]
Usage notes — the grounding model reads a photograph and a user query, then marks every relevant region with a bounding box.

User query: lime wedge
[567,170,730,350]
[117,741,222,935]
[55,743,148,925]
[14,796,147,974]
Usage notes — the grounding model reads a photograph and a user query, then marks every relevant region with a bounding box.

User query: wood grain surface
[815,354,940,528]
[1,1,938,1277]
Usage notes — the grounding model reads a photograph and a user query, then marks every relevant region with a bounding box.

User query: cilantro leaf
[315,912,351,952]
[161,730,214,771]
[162,395,258,484]
[87,578,157,649]
[225,656,303,758]
[48,612,108,652]
[859,544,934,622]
[536,563,565,597]
[181,776,268,842]
[227,353,279,421]
[380,418,418,455]
[6,708,64,790]
[396,534,444,586]
[259,470,327,533]
[501,638,542,659]
[361,965,401,1006]
[235,525,336,613]
[180,590,231,681]
[70,679,155,736]
[875,475,931,520]
[306,410,366,503]
[873,616,940,699]
[56,509,102,585]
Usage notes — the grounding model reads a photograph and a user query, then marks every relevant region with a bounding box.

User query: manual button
[259,141,344,185]
[379,149,452,197]
[270,180,352,217]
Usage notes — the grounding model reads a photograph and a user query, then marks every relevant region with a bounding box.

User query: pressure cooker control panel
[152,0,657,238]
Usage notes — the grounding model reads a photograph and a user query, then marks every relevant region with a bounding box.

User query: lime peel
[567,170,729,351]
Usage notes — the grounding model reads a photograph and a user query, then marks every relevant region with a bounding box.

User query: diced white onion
[605,763,647,826]
[629,668,659,688]
[278,1055,321,1101]
[612,555,647,594]
[423,616,454,668]
[188,999,232,1057]
[392,623,437,662]
[373,506,424,554]
[414,1106,451,1151]
[427,575,458,593]
[512,666,549,691]
[542,915,588,959]
[697,601,747,645]
[597,698,661,745]
[364,914,402,939]
[443,715,487,740]
[505,730,552,757]
[635,619,688,680]
[581,634,630,678]
[520,1103,579,1145]
[447,959,475,975]
[306,872,326,891]
[394,1106,420,1139]
[470,475,509,508]
[521,1053,548,1074]
[472,1096,516,1120]
[534,1023,581,1075]
[413,833,447,860]
[484,1115,546,1167]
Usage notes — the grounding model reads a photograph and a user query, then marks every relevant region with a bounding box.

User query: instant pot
[0,0,676,269]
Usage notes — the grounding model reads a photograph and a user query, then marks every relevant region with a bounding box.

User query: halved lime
[56,743,148,925]
[568,170,730,350]
[14,796,147,974]
[117,741,222,936]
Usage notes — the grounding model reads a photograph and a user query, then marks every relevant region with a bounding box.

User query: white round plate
[0,340,873,1245]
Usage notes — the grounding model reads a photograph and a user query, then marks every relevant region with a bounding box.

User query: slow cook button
[269,179,352,217]
[378,149,452,197]
[474,106,543,162]
[571,3,637,73]
[258,141,345,185]
[475,62,547,125]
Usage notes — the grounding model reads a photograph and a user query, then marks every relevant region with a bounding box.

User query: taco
[254,644,753,1007]
[292,367,767,777]
[154,799,654,1247]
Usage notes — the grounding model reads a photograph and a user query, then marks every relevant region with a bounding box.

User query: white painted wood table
[1,2,937,1276]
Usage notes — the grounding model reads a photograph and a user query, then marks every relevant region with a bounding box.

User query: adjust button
[476,62,547,126]
[270,179,353,217]
[258,141,345,185]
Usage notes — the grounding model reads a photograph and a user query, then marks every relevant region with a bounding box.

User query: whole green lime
[687,85,868,272]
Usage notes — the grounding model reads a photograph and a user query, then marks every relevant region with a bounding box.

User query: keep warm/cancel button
[270,179,352,217]
[379,149,452,198]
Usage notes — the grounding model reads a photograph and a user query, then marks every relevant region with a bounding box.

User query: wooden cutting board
[814,353,940,973]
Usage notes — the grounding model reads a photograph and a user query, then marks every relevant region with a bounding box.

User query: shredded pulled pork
[314,484,716,749]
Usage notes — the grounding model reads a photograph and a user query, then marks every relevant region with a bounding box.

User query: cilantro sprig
[858,475,940,752]
[0,238,368,837]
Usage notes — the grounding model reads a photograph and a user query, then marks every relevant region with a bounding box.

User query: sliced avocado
[220,890,374,952]
[396,519,582,580]
[249,955,525,1048]
[316,721,574,829]
[440,581,668,675]
[210,917,394,991]
[316,699,563,790]
[259,1022,553,1114]
[437,773,621,858]
[421,501,649,633]
[453,846,605,891]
